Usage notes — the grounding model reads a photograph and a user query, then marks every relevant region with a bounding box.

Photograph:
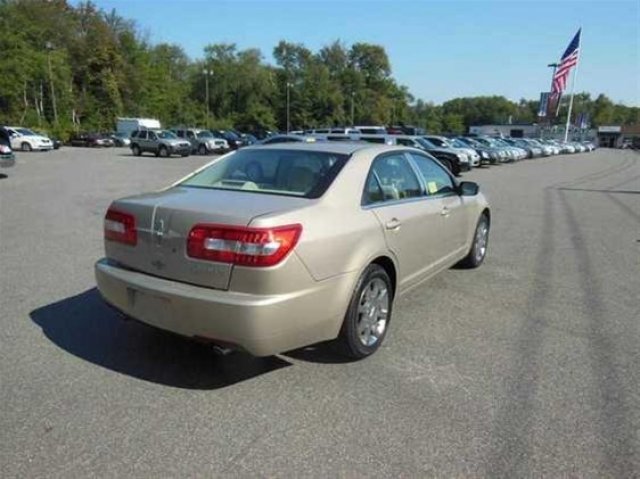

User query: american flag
[548,29,581,116]
[553,29,581,93]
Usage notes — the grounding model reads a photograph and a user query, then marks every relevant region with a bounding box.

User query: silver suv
[171,128,229,155]
[130,129,191,157]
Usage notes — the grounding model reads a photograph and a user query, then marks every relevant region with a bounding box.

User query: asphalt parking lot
[1,146,639,478]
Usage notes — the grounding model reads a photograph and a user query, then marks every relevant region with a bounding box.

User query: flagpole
[563,28,582,142]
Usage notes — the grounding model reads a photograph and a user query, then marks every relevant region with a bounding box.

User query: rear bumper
[95,258,356,356]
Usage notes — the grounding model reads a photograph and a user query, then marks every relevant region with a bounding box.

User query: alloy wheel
[356,278,389,347]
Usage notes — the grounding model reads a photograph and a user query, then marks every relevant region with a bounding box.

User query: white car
[5,127,54,152]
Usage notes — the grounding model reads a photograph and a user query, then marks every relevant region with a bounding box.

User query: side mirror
[459,181,479,196]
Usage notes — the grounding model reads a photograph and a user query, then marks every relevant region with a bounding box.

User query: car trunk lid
[105,187,309,290]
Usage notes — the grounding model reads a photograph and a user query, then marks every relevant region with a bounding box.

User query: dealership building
[596,124,640,148]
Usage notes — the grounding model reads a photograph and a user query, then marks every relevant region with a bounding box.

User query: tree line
[1,0,637,139]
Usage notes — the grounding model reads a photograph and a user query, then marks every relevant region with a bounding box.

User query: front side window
[363,153,422,204]
[409,153,456,197]
[179,149,349,199]
[148,131,157,140]
[137,131,147,140]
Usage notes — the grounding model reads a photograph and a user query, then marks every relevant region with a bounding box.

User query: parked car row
[258,131,597,176]
[123,127,262,158]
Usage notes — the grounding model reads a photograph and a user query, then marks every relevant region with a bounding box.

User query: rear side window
[363,153,422,204]
[180,149,349,199]
[409,153,456,197]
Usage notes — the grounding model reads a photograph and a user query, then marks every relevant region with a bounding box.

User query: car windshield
[115,132,127,138]
[156,130,177,139]
[16,128,36,136]
[459,137,480,147]
[180,149,349,199]
[197,131,214,138]
[426,137,447,147]
[474,138,491,146]
[449,138,468,149]
[223,131,240,140]
[417,137,438,149]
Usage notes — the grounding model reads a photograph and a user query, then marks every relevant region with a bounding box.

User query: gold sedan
[95,142,490,358]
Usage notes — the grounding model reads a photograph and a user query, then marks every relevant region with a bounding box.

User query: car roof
[248,141,393,155]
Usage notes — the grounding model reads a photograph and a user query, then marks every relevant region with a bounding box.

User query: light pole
[286,82,293,134]
[203,68,213,128]
[46,42,58,125]
[350,91,355,127]
[544,62,559,137]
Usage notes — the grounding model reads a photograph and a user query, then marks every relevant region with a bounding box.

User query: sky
[76,0,640,106]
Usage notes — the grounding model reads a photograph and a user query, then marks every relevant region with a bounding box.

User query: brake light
[187,224,302,267]
[104,208,137,246]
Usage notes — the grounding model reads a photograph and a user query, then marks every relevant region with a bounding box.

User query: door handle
[441,206,450,217]
[385,218,401,231]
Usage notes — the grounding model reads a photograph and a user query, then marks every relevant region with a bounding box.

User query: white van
[116,118,161,136]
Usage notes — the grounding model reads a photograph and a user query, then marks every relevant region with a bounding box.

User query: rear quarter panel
[249,149,392,282]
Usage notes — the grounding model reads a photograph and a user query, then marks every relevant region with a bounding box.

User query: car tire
[21,142,32,152]
[338,264,393,359]
[131,144,141,156]
[158,146,169,158]
[458,213,490,269]
[198,144,207,155]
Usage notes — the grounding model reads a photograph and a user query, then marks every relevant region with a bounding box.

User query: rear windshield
[179,149,349,199]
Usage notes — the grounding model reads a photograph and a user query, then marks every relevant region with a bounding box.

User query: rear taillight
[104,208,137,246]
[187,224,302,267]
